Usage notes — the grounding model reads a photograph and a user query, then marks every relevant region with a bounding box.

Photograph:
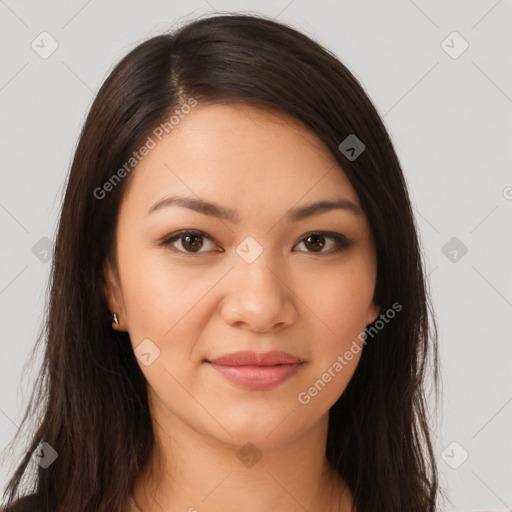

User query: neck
[132,396,353,511]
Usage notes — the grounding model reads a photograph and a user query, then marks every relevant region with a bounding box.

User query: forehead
[121,103,361,214]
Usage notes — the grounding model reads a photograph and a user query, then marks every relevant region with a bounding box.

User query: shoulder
[1,493,51,512]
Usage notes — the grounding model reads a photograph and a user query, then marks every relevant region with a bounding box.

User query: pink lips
[207,350,304,390]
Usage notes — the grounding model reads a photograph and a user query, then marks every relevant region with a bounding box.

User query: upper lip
[207,350,303,366]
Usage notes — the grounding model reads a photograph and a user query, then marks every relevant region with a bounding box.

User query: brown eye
[161,230,352,256]
[181,233,203,252]
[294,232,352,254]
[162,230,220,254]
[303,233,325,252]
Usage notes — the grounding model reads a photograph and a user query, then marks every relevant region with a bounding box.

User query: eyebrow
[145,195,363,222]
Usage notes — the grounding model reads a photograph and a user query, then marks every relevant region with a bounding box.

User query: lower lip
[208,362,303,390]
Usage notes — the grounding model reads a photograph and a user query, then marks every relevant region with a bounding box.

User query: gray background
[1,1,511,510]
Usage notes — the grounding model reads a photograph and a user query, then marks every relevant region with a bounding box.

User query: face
[103,103,380,449]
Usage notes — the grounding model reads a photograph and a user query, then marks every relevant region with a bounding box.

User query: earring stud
[112,312,119,325]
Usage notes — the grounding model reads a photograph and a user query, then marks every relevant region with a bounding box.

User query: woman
[1,13,440,512]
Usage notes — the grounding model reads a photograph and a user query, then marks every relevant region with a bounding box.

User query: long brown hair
[2,13,440,511]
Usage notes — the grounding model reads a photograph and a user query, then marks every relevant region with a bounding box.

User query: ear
[101,257,127,332]
[367,301,381,325]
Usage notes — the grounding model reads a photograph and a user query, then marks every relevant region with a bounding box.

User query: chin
[205,406,313,449]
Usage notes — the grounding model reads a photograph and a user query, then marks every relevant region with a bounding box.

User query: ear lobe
[368,303,381,325]
[101,257,121,314]
[101,258,128,332]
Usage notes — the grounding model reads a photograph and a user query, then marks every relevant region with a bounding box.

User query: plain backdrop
[1,1,511,510]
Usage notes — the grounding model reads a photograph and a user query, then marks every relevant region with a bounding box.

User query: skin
[103,103,380,512]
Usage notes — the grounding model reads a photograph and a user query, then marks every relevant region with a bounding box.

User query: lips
[206,350,305,390]
[208,350,303,366]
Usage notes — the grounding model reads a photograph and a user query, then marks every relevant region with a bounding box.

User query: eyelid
[160,229,353,255]
[160,229,223,254]
[293,231,353,253]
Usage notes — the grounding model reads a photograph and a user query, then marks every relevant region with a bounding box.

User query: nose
[220,252,298,333]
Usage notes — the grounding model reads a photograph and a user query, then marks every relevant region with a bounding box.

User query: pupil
[184,234,202,252]
[306,234,324,252]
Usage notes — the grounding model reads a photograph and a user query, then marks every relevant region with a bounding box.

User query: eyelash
[160,230,353,256]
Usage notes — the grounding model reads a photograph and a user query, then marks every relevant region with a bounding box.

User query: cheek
[122,263,174,334]
[295,261,372,403]
[119,249,203,334]
[119,253,218,380]
[298,329,364,413]
[298,260,375,342]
